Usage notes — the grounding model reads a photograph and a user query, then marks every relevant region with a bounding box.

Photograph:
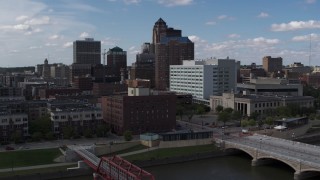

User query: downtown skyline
[0,0,319,67]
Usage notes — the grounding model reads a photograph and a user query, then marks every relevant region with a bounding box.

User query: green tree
[215,105,223,113]
[96,124,110,137]
[123,130,133,141]
[196,105,205,117]
[218,111,231,126]
[224,107,233,114]
[45,132,55,140]
[32,132,43,141]
[248,119,256,126]
[11,130,23,143]
[29,115,52,136]
[265,116,275,127]
[241,119,249,127]
[84,128,93,138]
[62,127,74,139]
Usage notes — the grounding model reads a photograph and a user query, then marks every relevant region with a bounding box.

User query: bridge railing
[224,140,320,170]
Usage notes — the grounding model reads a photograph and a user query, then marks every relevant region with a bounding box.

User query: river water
[62,154,305,180]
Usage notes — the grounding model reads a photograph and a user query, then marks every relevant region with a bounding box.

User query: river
[61,154,320,180]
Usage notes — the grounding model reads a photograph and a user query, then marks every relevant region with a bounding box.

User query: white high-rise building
[170,58,239,104]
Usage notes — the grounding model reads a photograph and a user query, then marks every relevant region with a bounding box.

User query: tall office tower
[130,43,155,87]
[73,38,101,65]
[262,56,283,73]
[42,58,51,79]
[152,18,194,90]
[106,46,127,81]
[155,36,194,90]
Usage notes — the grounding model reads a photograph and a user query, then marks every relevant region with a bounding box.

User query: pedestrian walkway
[0,162,77,173]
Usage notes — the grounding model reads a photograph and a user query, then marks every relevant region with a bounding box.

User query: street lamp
[221,127,225,140]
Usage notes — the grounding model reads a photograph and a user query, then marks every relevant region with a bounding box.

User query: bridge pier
[294,171,320,180]
[251,158,274,167]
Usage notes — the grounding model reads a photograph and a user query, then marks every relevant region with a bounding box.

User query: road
[225,134,320,166]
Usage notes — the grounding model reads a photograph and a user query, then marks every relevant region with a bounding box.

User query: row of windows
[254,102,280,108]
[1,118,28,123]
[53,113,101,120]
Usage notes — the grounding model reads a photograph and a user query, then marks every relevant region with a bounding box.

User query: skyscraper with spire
[152,18,194,90]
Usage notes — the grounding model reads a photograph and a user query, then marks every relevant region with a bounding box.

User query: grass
[0,148,62,169]
[99,144,148,157]
[0,164,76,178]
[124,144,219,162]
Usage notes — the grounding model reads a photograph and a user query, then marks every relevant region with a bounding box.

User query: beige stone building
[210,92,314,116]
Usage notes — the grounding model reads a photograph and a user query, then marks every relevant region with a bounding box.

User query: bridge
[217,134,320,180]
[68,145,155,180]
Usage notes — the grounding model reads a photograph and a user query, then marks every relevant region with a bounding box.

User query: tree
[62,127,74,139]
[215,105,223,113]
[224,107,233,114]
[32,132,43,141]
[123,130,133,141]
[29,115,52,136]
[45,132,55,140]
[241,119,249,127]
[96,124,110,137]
[248,119,256,127]
[265,116,275,127]
[196,105,205,117]
[218,111,231,126]
[11,130,23,144]
[84,128,93,138]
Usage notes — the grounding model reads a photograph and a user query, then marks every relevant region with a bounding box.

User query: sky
[0,0,319,67]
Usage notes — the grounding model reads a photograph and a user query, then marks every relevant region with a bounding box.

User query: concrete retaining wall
[133,151,225,167]
[159,138,213,148]
[0,169,92,180]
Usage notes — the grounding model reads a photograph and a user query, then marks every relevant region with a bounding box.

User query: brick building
[101,80,176,135]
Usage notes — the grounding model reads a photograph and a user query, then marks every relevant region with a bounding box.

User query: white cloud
[29,46,42,49]
[271,20,320,31]
[128,46,139,54]
[24,16,50,25]
[49,34,60,40]
[257,12,269,18]
[292,33,319,41]
[157,0,193,7]
[305,0,316,4]
[62,2,104,13]
[63,42,73,48]
[205,21,216,25]
[124,0,141,4]
[101,37,119,46]
[248,37,280,45]
[79,32,90,38]
[228,34,240,38]
[15,15,29,21]
[45,43,58,47]
[218,15,227,20]
[217,15,234,20]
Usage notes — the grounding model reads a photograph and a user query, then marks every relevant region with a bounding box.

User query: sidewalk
[118,147,159,157]
[0,162,77,173]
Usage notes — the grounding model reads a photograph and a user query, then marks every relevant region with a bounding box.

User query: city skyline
[0,0,319,67]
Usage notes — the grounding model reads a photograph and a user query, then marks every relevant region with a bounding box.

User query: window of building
[16,118,21,122]
[1,119,7,123]
[61,116,66,119]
